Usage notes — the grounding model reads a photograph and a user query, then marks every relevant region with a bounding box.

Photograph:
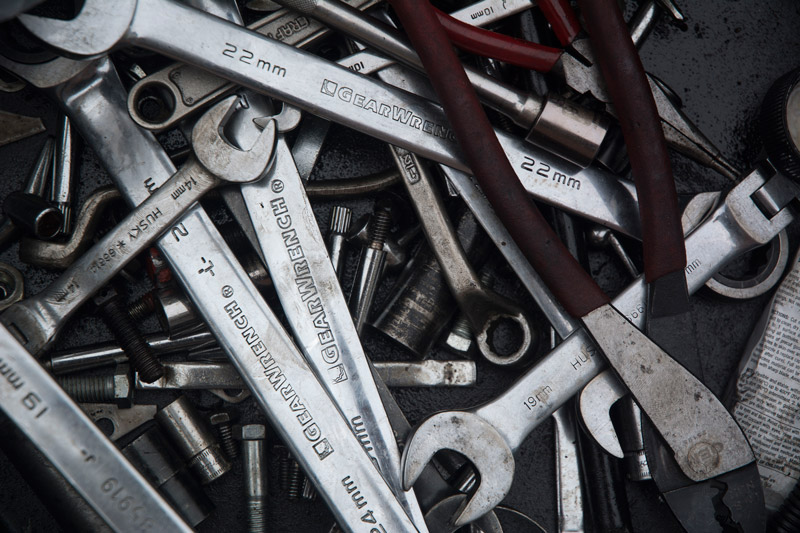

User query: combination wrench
[400,164,795,524]
[389,146,534,366]
[0,53,422,531]
[1,95,277,359]
[17,0,642,242]
[0,323,191,532]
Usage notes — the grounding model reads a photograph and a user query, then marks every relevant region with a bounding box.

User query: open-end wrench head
[402,412,514,528]
[191,96,277,183]
[18,0,135,58]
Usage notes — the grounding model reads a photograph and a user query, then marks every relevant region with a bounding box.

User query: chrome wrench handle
[474,166,793,453]
[22,0,642,239]
[240,132,427,526]
[3,159,225,355]
[390,146,534,366]
[0,324,191,532]
[126,0,380,130]
[11,55,420,532]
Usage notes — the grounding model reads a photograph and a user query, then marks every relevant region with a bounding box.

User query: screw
[57,364,133,407]
[274,444,291,492]
[349,205,392,333]
[287,458,303,500]
[127,291,156,321]
[238,424,267,533]
[301,476,317,501]
[327,206,352,278]
[209,412,238,459]
[94,285,164,383]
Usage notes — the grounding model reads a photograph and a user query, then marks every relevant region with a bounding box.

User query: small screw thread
[451,314,472,339]
[217,423,238,459]
[127,292,156,321]
[247,498,267,533]
[102,296,164,382]
[301,477,317,501]
[58,375,115,403]
[287,459,303,500]
[275,445,291,492]
[329,206,352,234]
[368,208,391,250]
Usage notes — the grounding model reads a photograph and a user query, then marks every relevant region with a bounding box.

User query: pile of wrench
[1,0,800,531]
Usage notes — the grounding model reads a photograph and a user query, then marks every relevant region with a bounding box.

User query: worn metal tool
[400,163,790,528]
[0,322,192,531]
[135,360,476,390]
[15,0,645,243]
[0,52,423,531]
[390,147,535,366]
[0,109,45,147]
[0,95,277,356]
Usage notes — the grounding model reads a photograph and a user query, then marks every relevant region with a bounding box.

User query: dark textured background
[1,1,800,531]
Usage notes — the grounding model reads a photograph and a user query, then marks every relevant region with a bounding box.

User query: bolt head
[444,331,474,354]
[209,412,232,426]
[235,423,266,441]
[113,364,133,408]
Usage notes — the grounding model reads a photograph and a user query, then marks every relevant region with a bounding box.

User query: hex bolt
[57,364,133,408]
[326,205,352,278]
[349,205,391,333]
[209,412,238,460]
[155,396,232,484]
[94,285,164,383]
[588,225,640,279]
[443,269,494,355]
[237,424,267,533]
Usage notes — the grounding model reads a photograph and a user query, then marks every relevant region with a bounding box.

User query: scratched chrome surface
[0,1,799,532]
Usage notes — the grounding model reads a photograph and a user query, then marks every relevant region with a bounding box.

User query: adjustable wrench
[390,146,534,366]
[0,53,421,531]
[401,164,793,525]
[18,0,642,242]
[1,96,277,355]
[0,324,191,531]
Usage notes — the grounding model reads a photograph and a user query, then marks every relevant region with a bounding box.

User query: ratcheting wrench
[0,324,191,532]
[0,53,421,532]
[401,164,791,528]
[17,0,642,243]
[1,95,277,356]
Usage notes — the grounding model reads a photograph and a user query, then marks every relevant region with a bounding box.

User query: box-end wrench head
[401,411,514,528]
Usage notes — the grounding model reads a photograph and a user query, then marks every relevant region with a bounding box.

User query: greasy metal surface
[0,1,800,532]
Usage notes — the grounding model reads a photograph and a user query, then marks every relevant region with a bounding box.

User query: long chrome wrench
[0,97,278,356]
[0,324,191,532]
[236,98,427,527]
[126,0,533,131]
[19,0,642,240]
[402,165,795,520]
[127,0,381,131]
[0,54,420,532]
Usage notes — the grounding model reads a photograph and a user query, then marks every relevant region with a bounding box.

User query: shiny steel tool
[0,323,191,531]
[16,0,642,241]
[226,91,427,526]
[401,164,792,529]
[0,52,422,531]
[0,96,277,356]
[390,146,534,366]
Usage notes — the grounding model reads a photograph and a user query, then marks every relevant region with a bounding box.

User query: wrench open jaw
[1,95,277,356]
[18,0,134,58]
[401,412,514,528]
